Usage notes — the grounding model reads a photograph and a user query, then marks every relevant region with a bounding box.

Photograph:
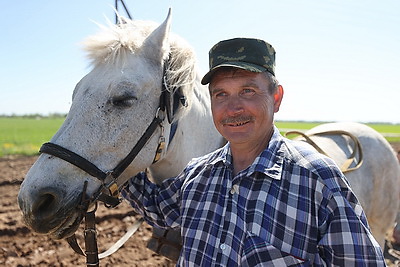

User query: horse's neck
[149,81,224,183]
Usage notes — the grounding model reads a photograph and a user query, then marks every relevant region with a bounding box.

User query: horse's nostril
[19,186,70,234]
[38,194,55,211]
[32,191,59,220]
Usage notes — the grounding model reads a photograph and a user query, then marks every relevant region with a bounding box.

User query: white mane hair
[82,17,198,95]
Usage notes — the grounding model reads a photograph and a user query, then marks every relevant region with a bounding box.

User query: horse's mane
[82,18,197,94]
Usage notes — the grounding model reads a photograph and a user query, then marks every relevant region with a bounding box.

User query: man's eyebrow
[210,87,224,95]
[242,81,260,88]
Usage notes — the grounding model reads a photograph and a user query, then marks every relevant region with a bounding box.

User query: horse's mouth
[49,212,84,240]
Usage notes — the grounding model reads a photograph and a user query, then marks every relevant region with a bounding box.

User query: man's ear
[273,85,284,113]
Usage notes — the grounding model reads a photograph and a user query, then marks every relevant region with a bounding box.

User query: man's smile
[221,116,253,127]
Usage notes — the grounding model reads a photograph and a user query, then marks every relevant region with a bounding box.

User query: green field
[275,121,400,143]
[1,116,400,157]
[0,117,65,157]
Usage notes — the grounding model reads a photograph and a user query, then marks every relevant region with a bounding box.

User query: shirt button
[230,184,239,194]
[220,243,226,250]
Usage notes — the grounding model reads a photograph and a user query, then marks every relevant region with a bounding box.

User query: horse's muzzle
[18,185,83,238]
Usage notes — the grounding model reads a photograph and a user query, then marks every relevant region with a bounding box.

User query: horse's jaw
[47,212,83,240]
[148,158,187,184]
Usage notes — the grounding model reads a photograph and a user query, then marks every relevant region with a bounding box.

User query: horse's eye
[111,95,137,108]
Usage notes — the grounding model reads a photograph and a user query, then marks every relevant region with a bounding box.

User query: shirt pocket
[241,233,309,267]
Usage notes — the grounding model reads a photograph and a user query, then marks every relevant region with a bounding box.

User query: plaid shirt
[121,127,385,266]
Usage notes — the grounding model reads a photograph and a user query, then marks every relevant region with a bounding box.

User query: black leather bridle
[40,104,164,205]
[40,92,166,203]
[38,63,186,266]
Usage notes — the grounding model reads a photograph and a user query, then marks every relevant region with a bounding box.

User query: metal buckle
[108,182,119,198]
[103,171,120,198]
[155,107,166,121]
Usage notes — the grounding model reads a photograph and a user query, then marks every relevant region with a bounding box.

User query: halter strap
[40,143,107,180]
[39,61,185,264]
[110,115,163,178]
[40,113,163,195]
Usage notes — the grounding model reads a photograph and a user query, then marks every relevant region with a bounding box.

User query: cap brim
[200,62,267,85]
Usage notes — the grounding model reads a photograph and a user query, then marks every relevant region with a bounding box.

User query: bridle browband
[38,59,186,266]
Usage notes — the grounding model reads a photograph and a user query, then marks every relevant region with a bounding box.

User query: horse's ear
[143,8,172,62]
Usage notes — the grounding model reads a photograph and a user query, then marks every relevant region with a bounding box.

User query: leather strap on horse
[285,129,364,173]
[38,51,188,264]
[66,213,144,264]
[40,143,107,180]
[39,89,177,265]
[84,209,99,267]
[67,213,144,264]
[66,181,100,265]
[65,182,145,266]
[41,114,161,266]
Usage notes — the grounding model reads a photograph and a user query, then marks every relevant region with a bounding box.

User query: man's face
[209,69,283,148]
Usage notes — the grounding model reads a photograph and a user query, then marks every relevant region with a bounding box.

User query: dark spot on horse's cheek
[82,87,90,97]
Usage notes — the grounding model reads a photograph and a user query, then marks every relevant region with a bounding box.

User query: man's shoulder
[279,137,339,175]
[278,137,352,197]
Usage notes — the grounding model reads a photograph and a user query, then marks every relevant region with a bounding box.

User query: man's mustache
[221,115,254,125]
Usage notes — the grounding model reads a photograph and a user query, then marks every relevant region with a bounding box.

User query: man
[122,38,386,266]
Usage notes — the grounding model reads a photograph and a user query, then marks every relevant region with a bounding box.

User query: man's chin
[222,132,251,144]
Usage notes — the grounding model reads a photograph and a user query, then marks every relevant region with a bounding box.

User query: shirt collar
[247,126,284,180]
[209,142,232,167]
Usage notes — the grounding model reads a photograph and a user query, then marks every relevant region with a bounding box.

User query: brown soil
[1,144,400,266]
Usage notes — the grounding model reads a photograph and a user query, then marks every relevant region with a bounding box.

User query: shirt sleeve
[120,171,183,229]
[317,182,386,266]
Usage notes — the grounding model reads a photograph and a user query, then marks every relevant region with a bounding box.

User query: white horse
[17,10,399,262]
[289,122,400,249]
[17,10,224,258]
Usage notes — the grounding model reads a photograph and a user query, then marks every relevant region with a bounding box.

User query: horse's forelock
[82,17,198,104]
[82,19,158,66]
[164,37,197,92]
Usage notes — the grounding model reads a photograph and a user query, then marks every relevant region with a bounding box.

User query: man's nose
[226,95,244,115]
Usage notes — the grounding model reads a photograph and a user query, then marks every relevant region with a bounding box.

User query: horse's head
[17,10,212,240]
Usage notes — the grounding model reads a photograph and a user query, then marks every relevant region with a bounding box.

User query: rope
[115,0,132,24]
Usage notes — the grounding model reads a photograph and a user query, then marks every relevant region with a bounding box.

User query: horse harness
[285,130,364,173]
[38,62,186,266]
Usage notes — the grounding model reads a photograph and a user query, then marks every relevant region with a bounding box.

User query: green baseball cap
[201,38,276,85]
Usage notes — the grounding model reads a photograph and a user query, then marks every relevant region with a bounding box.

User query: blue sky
[1,0,399,123]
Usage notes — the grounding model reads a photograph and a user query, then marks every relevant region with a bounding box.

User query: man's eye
[242,89,255,95]
[214,92,227,98]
